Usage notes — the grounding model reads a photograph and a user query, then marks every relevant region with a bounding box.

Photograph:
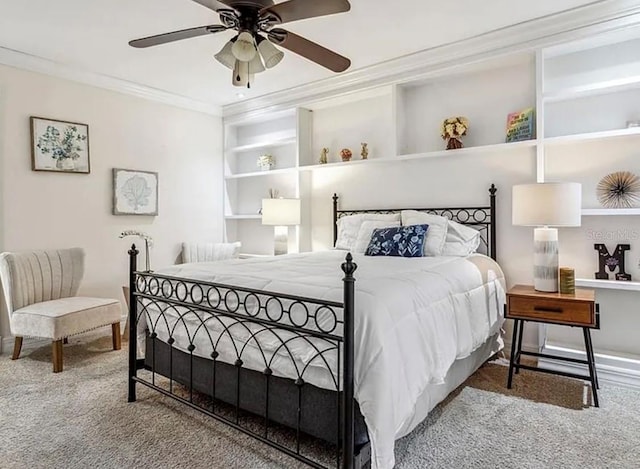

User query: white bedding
[138,251,505,469]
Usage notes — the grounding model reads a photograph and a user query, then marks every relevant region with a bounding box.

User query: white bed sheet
[138,251,505,469]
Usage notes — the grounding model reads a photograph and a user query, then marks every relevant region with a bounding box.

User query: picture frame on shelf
[505,108,535,143]
[30,116,90,174]
[112,168,159,216]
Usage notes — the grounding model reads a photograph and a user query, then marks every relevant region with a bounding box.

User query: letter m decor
[594,243,632,281]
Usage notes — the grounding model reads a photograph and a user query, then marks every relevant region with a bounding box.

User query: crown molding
[0,47,222,117]
[223,0,640,120]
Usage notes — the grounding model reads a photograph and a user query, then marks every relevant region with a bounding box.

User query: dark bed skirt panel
[145,337,369,447]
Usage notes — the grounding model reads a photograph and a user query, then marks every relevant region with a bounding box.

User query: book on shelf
[506,107,535,143]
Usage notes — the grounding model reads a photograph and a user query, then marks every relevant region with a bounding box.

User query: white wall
[0,64,223,343]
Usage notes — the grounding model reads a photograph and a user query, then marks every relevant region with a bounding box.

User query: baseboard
[0,336,49,355]
[503,340,540,356]
[538,344,640,390]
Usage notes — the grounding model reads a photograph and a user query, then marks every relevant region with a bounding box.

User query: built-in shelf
[299,140,536,171]
[582,208,640,216]
[575,278,640,291]
[543,76,640,103]
[395,139,537,161]
[225,214,262,220]
[545,127,640,146]
[225,167,297,179]
[227,136,296,154]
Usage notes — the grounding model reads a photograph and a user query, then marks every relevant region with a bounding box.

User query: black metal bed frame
[126,184,497,469]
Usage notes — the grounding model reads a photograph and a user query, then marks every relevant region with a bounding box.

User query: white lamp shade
[232,31,257,62]
[257,37,284,69]
[214,40,236,70]
[512,182,582,227]
[262,199,301,226]
[248,51,266,74]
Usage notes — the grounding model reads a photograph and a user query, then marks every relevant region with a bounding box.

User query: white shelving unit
[223,109,312,255]
[223,25,640,257]
[536,27,640,375]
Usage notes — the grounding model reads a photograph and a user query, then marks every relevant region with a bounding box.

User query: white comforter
[141,251,505,469]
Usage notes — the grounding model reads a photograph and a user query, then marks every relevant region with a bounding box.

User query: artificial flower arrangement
[119,230,153,271]
[340,148,352,162]
[257,154,275,171]
[440,116,469,150]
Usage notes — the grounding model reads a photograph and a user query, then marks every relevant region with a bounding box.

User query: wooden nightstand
[505,284,600,407]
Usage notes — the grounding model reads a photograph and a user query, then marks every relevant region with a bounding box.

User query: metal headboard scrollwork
[332,184,498,261]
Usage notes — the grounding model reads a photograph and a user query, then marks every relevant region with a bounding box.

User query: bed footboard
[127,246,361,469]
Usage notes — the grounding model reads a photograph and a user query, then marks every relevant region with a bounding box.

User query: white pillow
[400,211,448,256]
[353,220,401,253]
[442,220,481,256]
[335,213,400,251]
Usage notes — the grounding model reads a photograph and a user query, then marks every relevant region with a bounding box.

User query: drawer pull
[534,306,563,313]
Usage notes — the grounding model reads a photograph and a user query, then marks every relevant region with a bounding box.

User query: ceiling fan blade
[190,0,236,13]
[261,0,350,24]
[268,28,350,72]
[129,25,227,48]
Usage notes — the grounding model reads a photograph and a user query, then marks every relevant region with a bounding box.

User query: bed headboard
[332,184,498,261]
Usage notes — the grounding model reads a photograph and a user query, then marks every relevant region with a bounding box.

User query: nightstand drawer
[508,296,595,327]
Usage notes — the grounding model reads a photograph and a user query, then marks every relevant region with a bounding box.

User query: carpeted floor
[1,335,639,469]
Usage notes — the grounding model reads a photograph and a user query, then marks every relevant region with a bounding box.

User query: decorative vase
[361,143,368,160]
[446,138,464,150]
[319,148,329,164]
[55,159,64,169]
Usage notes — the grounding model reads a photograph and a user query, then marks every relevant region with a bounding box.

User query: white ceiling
[0,0,597,108]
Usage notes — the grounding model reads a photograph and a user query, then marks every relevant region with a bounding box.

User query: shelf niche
[395,55,536,156]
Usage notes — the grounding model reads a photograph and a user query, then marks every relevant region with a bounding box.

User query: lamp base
[533,227,559,292]
[274,226,288,256]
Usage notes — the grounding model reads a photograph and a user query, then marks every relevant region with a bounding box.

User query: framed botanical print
[30,116,90,173]
[113,169,159,216]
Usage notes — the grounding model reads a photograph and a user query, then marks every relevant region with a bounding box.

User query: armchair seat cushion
[11,297,121,340]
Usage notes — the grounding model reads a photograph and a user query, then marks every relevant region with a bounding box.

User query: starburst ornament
[597,171,640,208]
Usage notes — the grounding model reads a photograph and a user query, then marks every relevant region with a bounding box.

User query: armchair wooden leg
[52,340,63,373]
[112,323,121,351]
[11,336,23,360]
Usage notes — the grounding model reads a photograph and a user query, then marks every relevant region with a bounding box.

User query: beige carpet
[1,335,639,468]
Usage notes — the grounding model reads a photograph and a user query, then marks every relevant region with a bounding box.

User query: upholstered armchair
[0,248,122,372]
[181,241,241,263]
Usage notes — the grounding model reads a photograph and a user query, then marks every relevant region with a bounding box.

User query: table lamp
[512,183,582,292]
[261,198,301,255]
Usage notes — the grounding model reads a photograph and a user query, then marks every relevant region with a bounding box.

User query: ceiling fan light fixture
[231,31,257,62]
[214,39,236,70]
[232,60,254,88]
[257,36,284,69]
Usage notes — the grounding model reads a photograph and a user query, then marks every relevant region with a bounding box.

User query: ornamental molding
[0,46,222,116]
[223,0,640,121]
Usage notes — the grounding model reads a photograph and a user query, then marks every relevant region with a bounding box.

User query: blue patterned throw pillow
[365,224,429,257]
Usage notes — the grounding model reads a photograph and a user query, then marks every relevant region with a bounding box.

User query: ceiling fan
[129,0,352,88]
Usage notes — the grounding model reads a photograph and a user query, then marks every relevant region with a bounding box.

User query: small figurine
[340,148,352,162]
[320,147,329,164]
[360,142,368,160]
